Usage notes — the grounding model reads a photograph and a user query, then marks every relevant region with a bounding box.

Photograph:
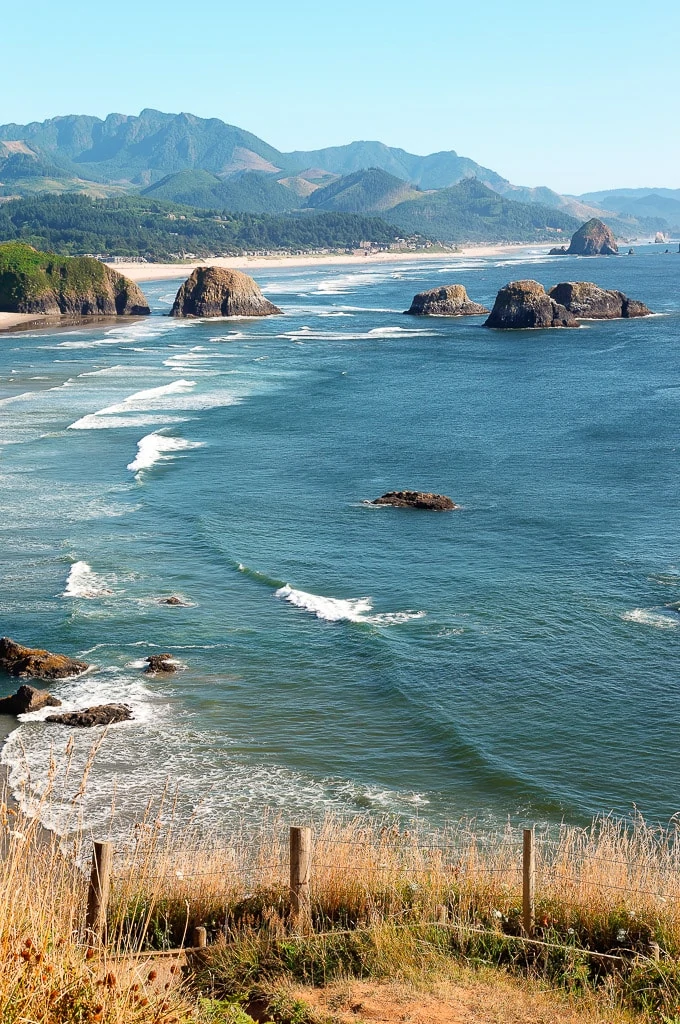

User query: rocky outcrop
[548,282,653,319]
[564,218,619,256]
[144,654,177,674]
[159,596,186,606]
[0,684,61,716]
[46,704,132,727]
[548,245,568,255]
[0,637,88,680]
[371,491,459,510]
[0,242,150,316]
[170,267,282,318]
[404,284,489,317]
[484,280,578,329]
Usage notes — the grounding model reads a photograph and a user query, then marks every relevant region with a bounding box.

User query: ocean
[1,245,679,838]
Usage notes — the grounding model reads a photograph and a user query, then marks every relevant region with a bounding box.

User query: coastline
[109,242,552,283]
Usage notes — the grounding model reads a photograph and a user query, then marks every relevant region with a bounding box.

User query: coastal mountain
[0,109,675,239]
[305,168,420,214]
[578,188,680,227]
[141,169,300,213]
[382,179,579,243]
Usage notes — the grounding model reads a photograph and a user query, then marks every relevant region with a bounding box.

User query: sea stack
[548,282,652,319]
[404,284,489,317]
[0,242,150,315]
[170,266,282,318]
[551,218,619,257]
[484,280,578,329]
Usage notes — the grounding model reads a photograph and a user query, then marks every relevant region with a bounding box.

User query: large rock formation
[484,280,578,329]
[0,242,150,315]
[404,284,489,317]
[370,491,459,510]
[170,267,282,318]
[144,654,177,674]
[0,684,61,716]
[46,704,132,727]
[0,637,89,680]
[548,282,653,319]
[553,218,619,256]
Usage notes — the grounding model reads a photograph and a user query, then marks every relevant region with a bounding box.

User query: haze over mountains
[0,109,677,244]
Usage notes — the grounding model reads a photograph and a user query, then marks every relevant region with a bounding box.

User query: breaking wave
[127,432,204,479]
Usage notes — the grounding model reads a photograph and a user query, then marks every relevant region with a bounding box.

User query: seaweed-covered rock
[371,491,459,510]
[404,284,489,317]
[548,282,653,319]
[0,684,61,716]
[170,267,282,318]
[484,280,578,329]
[0,242,150,315]
[0,637,88,680]
[46,704,132,727]
[565,218,619,256]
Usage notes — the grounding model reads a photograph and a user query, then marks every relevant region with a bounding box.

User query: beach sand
[108,242,551,283]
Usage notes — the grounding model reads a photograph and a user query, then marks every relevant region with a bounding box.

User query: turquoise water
[1,247,679,836]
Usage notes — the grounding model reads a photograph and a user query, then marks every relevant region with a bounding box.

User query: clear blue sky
[2,0,678,194]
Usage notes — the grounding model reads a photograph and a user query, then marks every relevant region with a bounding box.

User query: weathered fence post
[192,926,208,949]
[522,828,535,937]
[289,825,312,929]
[85,840,113,947]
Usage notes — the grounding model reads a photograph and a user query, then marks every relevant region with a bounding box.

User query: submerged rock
[159,596,186,606]
[548,282,653,319]
[144,654,177,674]
[170,267,282,318]
[0,684,61,716]
[565,218,619,256]
[46,704,132,727]
[371,491,459,510]
[484,280,578,329]
[0,242,150,316]
[0,637,88,680]
[404,284,489,317]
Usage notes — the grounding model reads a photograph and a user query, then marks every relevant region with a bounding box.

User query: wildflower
[9,830,26,842]
[568,928,575,935]
[492,909,503,919]
[616,929,628,943]
[175,869,184,880]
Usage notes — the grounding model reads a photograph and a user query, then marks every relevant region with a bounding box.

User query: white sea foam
[280,326,437,343]
[275,584,424,625]
[127,431,204,478]
[621,608,679,629]
[62,561,114,599]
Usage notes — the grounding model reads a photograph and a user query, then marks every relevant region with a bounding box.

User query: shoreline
[0,244,550,332]
[110,242,552,283]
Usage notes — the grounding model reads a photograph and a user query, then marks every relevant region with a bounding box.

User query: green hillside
[0,193,409,259]
[384,178,579,242]
[142,169,301,213]
[306,168,420,213]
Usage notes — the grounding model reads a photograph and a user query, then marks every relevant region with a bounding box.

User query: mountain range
[0,109,677,243]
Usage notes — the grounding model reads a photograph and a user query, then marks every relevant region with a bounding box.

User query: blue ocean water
[1,246,679,836]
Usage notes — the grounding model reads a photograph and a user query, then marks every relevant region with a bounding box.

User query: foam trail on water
[128,432,204,479]
[275,584,424,625]
[62,561,113,599]
[621,608,679,629]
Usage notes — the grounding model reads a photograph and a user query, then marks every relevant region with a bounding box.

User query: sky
[2,0,678,194]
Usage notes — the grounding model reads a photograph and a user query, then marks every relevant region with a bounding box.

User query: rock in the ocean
[0,684,62,716]
[371,491,459,510]
[484,280,578,330]
[170,267,282,318]
[548,282,653,319]
[46,704,133,727]
[144,654,177,674]
[0,242,150,316]
[548,245,568,255]
[0,637,88,680]
[159,596,185,606]
[564,218,619,256]
[404,284,489,317]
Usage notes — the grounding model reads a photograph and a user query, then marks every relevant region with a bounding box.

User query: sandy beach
[109,242,550,283]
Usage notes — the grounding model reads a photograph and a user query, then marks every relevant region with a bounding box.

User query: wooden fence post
[192,926,207,949]
[289,826,312,929]
[522,828,535,937]
[85,840,113,947]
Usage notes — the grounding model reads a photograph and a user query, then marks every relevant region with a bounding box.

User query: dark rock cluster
[46,705,133,727]
[0,636,89,680]
[548,282,652,319]
[484,280,578,329]
[371,491,459,510]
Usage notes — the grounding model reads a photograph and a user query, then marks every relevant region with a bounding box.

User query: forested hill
[0,193,412,259]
